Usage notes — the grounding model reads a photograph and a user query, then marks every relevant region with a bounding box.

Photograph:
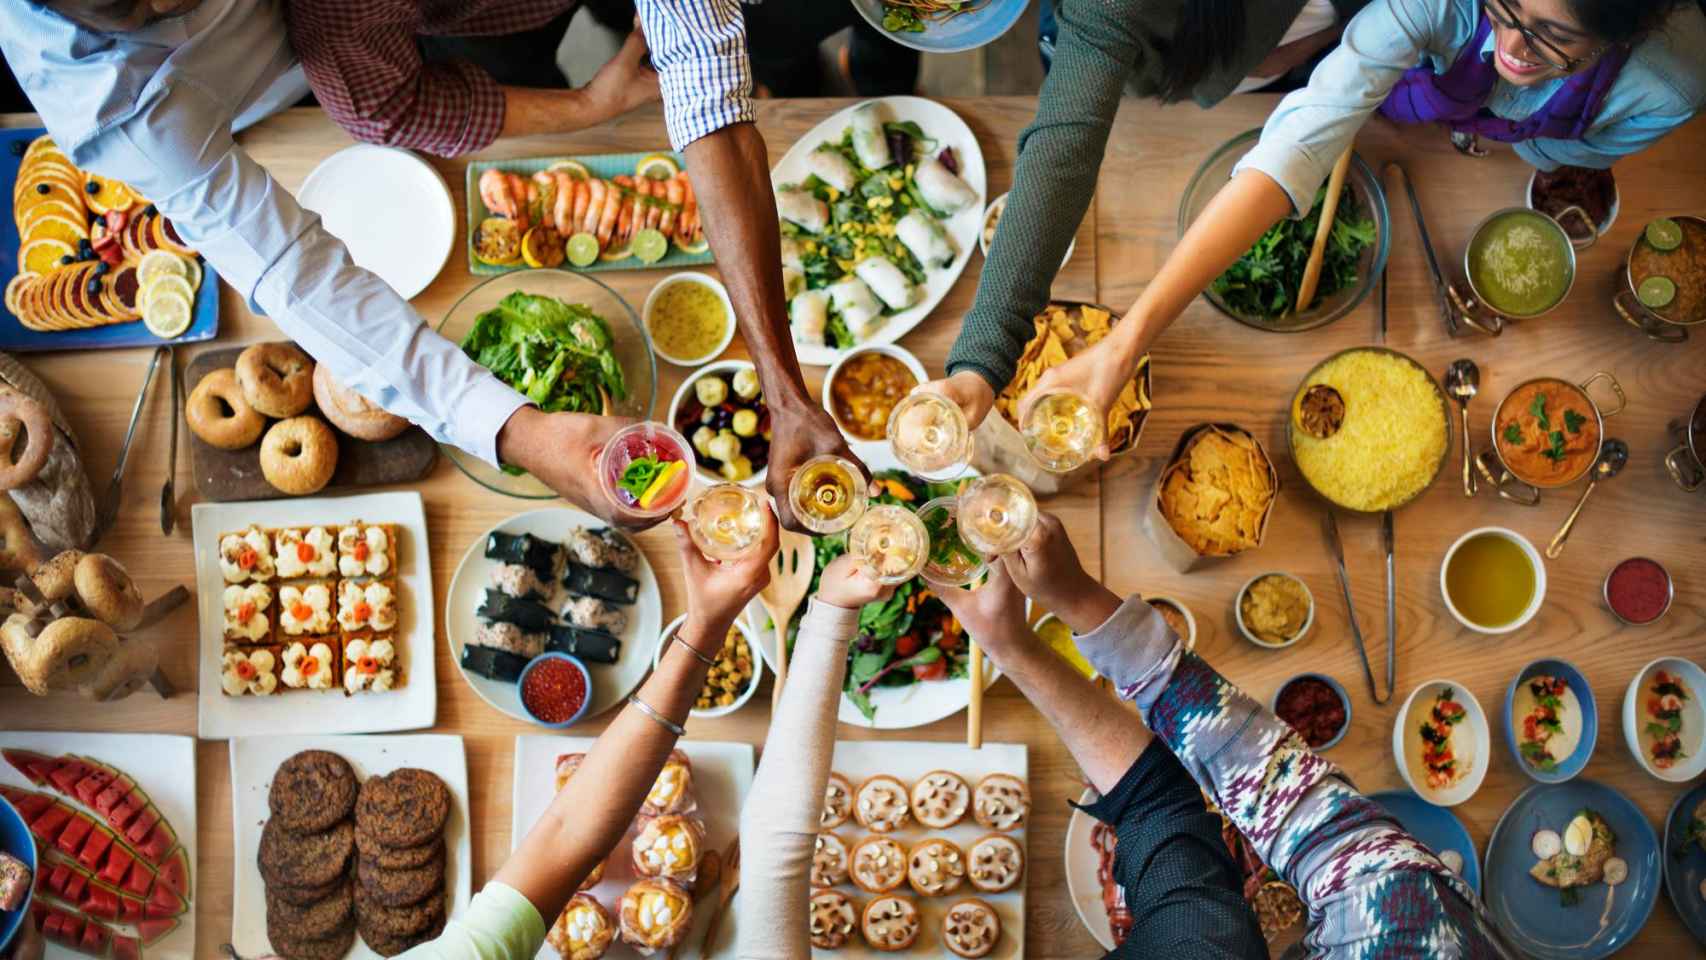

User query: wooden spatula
[1296,146,1355,312]
[755,530,815,710]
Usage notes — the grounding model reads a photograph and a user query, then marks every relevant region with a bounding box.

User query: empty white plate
[297,144,455,300]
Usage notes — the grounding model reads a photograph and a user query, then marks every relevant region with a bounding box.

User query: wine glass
[597,422,696,520]
[917,496,987,587]
[956,473,1039,557]
[787,454,868,535]
[848,504,929,585]
[1021,388,1104,473]
[886,390,972,481]
[685,483,768,560]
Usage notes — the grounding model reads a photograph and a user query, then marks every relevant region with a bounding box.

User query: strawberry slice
[154,847,190,898]
[135,822,174,865]
[99,844,132,887]
[55,812,93,857]
[80,884,120,921]
[112,933,142,960]
[29,803,72,843]
[138,916,178,946]
[77,825,113,872]
[144,881,183,919]
[121,858,153,898]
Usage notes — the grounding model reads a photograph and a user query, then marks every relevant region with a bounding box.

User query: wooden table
[1,96,1702,958]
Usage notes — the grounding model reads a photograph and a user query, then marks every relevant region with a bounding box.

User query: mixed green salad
[459,291,627,414]
[1211,183,1377,319]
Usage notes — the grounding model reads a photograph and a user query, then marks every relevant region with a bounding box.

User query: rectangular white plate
[511,736,754,959]
[193,491,436,738]
[229,734,471,960]
[0,732,197,960]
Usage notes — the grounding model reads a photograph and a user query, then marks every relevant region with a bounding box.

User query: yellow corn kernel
[888,177,904,191]
[826,187,841,202]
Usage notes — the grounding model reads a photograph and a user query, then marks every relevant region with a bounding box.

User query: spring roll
[776,186,829,233]
[854,256,919,311]
[780,236,805,273]
[849,102,892,171]
[790,289,830,344]
[807,145,858,193]
[914,154,977,215]
[895,209,955,269]
[829,276,884,339]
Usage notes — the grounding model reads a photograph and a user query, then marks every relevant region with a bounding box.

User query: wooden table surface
[1,96,1703,958]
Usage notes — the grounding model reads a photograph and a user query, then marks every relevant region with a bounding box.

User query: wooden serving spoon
[697,836,741,959]
[755,530,815,709]
[1296,146,1355,312]
[664,849,721,960]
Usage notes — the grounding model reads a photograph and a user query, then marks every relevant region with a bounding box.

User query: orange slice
[3,273,35,318]
[20,237,76,276]
[13,179,84,220]
[23,213,89,249]
[18,198,87,234]
[82,174,137,215]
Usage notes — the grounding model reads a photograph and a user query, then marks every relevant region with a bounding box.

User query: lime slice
[546,159,591,180]
[1645,217,1683,252]
[138,250,189,288]
[1637,275,1677,308]
[635,153,679,181]
[566,232,601,267]
[632,228,669,265]
[142,289,193,338]
[599,241,633,262]
[142,273,195,309]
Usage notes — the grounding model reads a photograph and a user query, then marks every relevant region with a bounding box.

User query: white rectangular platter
[511,736,754,959]
[229,734,471,960]
[194,491,436,738]
[0,732,198,960]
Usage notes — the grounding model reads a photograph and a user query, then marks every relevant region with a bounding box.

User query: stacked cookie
[259,751,360,960]
[353,768,451,956]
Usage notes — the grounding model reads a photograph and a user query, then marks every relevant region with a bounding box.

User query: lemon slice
[673,235,710,255]
[20,237,75,276]
[138,250,190,288]
[474,216,523,265]
[546,159,591,180]
[635,154,679,181]
[142,273,195,310]
[142,289,193,338]
[599,240,633,262]
[521,226,566,268]
[632,228,669,265]
[182,255,203,291]
[566,232,601,268]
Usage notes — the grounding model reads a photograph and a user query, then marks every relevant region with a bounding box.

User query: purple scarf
[1378,13,1630,142]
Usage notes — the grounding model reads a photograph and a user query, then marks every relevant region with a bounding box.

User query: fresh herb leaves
[1564,409,1587,434]
[617,455,663,500]
[1210,184,1375,319]
[1529,394,1550,430]
[1503,423,1523,444]
[1542,430,1568,462]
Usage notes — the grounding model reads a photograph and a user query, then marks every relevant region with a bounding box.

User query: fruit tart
[618,879,693,954]
[549,893,615,960]
[630,814,706,885]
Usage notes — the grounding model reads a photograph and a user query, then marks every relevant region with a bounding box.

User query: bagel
[19,550,82,617]
[80,633,158,701]
[73,553,144,631]
[260,416,339,496]
[312,364,409,442]
[0,390,53,490]
[187,369,266,450]
[236,342,314,418]
[1,613,118,696]
[0,495,43,573]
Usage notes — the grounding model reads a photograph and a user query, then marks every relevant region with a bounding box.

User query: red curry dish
[1494,378,1600,487]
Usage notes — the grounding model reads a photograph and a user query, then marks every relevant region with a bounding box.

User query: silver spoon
[1444,359,1480,497]
[94,346,166,543]
[1547,438,1628,559]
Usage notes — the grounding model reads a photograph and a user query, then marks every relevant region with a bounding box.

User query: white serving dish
[1063,787,1115,951]
[1393,680,1491,807]
[650,613,764,719]
[980,191,1075,269]
[1622,656,1706,782]
[819,342,930,458]
[297,144,455,300]
[642,272,736,366]
[1438,526,1547,635]
[667,359,767,488]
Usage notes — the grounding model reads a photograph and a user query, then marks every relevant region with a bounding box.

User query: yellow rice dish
[1291,350,1448,511]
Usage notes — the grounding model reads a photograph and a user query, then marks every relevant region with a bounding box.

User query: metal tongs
[1384,162,1501,337]
[93,346,167,541]
[1323,510,1396,705]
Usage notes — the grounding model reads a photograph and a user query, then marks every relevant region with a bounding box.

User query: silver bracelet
[628,695,686,736]
[667,632,719,668]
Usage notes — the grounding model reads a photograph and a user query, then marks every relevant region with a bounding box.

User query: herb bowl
[1502,658,1596,784]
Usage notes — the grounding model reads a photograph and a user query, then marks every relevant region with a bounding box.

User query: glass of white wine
[886,390,972,481]
[788,455,868,535]
[917,496,987,587]
[848,504,929,585]
[956,473,1039,557]
[685,483,768,561]
[1021,389,1105,473]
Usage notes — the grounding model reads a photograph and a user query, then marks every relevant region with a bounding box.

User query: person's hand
[673,507,778,653]
[928,561,1032,658]
[578,22,660,123]
[916,371,996,431]
[496,408,664,531]
[1005,513,1121,633]
[4,920,43,960]
[1014,337,1138,462]
[765,403,868,533]
[815,554,893,610]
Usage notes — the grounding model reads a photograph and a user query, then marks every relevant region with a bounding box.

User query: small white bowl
[668,359,768,488]
[1621,656,1706,782]
[652,613,763,719]
[1142,595,1197,652]
[1393,679,1491,807]
[1525,169,1619,248]
[820,342,929,445]
[1234,573,1313,650]
[981,192,1076,269]
[643,272,736,366]
[1438,526,1547,635]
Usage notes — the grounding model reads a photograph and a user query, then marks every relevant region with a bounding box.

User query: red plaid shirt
[285,0,574,157]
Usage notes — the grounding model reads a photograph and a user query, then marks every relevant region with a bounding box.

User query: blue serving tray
[1,127,218,352]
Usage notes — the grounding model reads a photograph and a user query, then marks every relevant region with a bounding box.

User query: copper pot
[1667,393,1706,492]
[1615,214,1706,343]
[1487,371,1625,504]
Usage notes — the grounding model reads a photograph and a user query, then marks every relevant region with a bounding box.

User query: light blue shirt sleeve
[398,881,548,960]
[638,0,757,151]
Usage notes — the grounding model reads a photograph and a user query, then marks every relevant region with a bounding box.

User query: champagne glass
[1021,388,1105,473]
[598,422,697,520]
[685,483,768,560]
[956,473,1039,557]
[886,390,972,481]
[917,495,987,587]
[788,454,868,535]
[848,504,929,585]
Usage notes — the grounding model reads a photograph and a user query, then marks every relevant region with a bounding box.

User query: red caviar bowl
[1270,673,1352,751]
[517,652,593,729]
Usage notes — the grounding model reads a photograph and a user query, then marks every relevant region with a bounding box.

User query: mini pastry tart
[853,775,910,833]
[860,895,921,952]
[972,773,1030,831]
[849,835,907,894]
[640,750,697,818]
[220,645,279,696]
[630,815,706,884]
[342,632,399,693]
[338,521,397,578]
[907,837,966,897]
[820,772,853,829]
[910,770,971,829]
[579,860,605,891]
[618,879,692,954]
[337,577,399,632]
[274,525,338,579]
[278,581,335,636]
[281,640,337,691]
[966,834,1024,894]
[222,583,273,644]
[941,897,1002,958]
[812,832,851,888]
[219,526,276,583]
[555,752,586,793]
[809,888,858,950]
[549,893,615,960]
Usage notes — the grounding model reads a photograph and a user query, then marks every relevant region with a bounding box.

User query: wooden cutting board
[185,344,437,502]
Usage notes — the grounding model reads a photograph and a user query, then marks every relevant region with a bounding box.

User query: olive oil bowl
[643,271,736,366]
[1439,527,1547,635]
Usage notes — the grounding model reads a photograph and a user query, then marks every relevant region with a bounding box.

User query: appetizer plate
[1062,788,1116,951]
[445,508,663,724]
[1483,780,1659,960]
[229,735,471,960]
[0,732,198,959]
[296,144,455,300]
[820,342,928,455]
[1621,656,1706,781]
[194,491,436,739]
[1662,781,1706,947]
[510,736,753,959]
[771,97,986,367]
[1391,679,1490,807]
[1503,659,1597,783]
[846,0,1029,53]
[1368,789,1481,894]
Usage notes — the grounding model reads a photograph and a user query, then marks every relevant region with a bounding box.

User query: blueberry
[85,180,100,194]
[59,255,73,266]
[35,183,48,195]
[78,238,91,254]
[94,261,110,276]
[87,279,101,296]
[143,204,157,217]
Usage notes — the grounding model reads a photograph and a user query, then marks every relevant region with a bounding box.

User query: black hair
[1156,0,1248,103]
[1566,0,1692,42]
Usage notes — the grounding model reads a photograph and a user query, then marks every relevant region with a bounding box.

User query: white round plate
[771,96,986,367]
[445,507,662,725]
[297,144,455,300]
[1064,788,1118,951]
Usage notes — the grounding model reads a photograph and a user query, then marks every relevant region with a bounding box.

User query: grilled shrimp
[582,178,608,236]
[570,177,591,231]
[479,168,520,219]
[552,171,577,237]
[676,174,699,245]
[658,175,684,236]
[612,175,637,243]
[504,173,530,230]
[596,180,623,248]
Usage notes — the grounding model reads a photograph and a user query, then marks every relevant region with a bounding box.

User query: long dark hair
[1156,0,1248,103]
[1566,0,1692,42]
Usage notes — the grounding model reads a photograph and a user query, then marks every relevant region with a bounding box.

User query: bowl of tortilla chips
[1144,423,1278,572]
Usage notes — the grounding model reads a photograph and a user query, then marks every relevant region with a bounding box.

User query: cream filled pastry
[966,834,1024,893]
[278,583,333,636]
[972,773,1030,831]
[222,583,271,643]
[338,523,392,577]
[548,893,615,960]
[342,636,396,693]
[219,526,275,583]
[556,752,586,793]
[281,641,334,690]
[812,832,851,888]
[618,879,692,953]
[337,579,398,632]
[907,838,966,897]
[630,815,705,884]
[853,775,910,833]
[849,835,907,894]
[860,895,921,952]
[910,770,971,829]
[820,772,853,829]
[275,526,337,578]
[641,750,696,817]
[941,897,1002,958]
[220,647,278,696]
[809,889,858,950]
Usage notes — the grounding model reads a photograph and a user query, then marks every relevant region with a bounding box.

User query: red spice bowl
[1603,556,1674,626]
[1270,673,1351,751]
[517,652,593,729]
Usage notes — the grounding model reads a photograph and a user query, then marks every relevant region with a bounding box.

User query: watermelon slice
[144,880,184,919]
[74,769,116,808]
[92,780,128,818]
[42,909,68,941]
[46,863,72,897]
[55,811,94,857]
[79,917,111,954]
[123,807,159,847]
[2,748,53,784]
[117,890,146,924]
[78,825,114,872]
[107,796,144,833]
[121,858,153,898]
[30,900,50,930]
[154,847,189,899]
[137,916,177,946]
[79,883,121,921]
[46,758,96,795]
[134,822,174,864]
[7,789,54,820]
[113,933,142,960]
[29,803,72,843]
[99,843,132,887]
[64,868,88,902]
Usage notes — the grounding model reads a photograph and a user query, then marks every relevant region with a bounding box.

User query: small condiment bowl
[820,343,928,445]
[668,359,768,488]
[653,613,763,720]
[1438,526,1547,635]
[1525,169,1619,247]
[1271,672,1351,751]
[516,652,593,729]
[1030,611,1096,680]
[980,192,1076,269]
[1142,595,1197,652]
[1602,556,1674,626]
[1502,658,1596,784]
[643,271,736,366]
[1234,573,1313,650]
[1392,679,1491,807]
[1621,656,1706,782]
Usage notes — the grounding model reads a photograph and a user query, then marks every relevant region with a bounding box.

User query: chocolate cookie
[357,844,445,907]
[356,817,440,869]
[269,750,358,834]
[268,875,345,908]
[356,769,449,849]
[265,878,354,940]
[361,909,446,957]
[355,880,444,938]
[259,817,355,890]
[268,921,355,960]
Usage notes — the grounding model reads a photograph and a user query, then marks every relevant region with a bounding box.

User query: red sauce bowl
[1271,673,1352,751]
[518,652,592,728]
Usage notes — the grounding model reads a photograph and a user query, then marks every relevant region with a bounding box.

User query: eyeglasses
[1482,0,1600,72]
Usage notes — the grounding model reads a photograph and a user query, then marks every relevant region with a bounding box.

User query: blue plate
[1370,789,1481,894]
[0,793,34,953]
[1504,658,1598,783]
[847,0,1029,53]
[1,127,218,352]
[1484,780,1660,960]
[1662,782,1706,947]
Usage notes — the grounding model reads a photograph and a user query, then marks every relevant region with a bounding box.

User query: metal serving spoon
[1547,438,1628,559]
[1444,359,1480,497]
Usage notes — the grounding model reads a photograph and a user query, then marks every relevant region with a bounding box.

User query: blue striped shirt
[640,0,760,151]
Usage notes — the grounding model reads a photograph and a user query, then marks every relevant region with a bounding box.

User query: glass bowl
[436,268,656,498]
[1178,129,1391,333]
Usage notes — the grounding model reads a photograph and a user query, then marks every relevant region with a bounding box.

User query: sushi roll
[853,256,919,311]
[776,187,829,234]
[490,562,550,601]
[485,531,560,579]
[565,595,628,634]
[914,154,977,215]
[807,145,858,193]
[595,528,640,574]
[460,643,530,683]
[896,209,955,269]
[478,589,555,632]
[472,620,546,659]
[828,277,884,340]
[546,625,623,664]
[791,289,830,344]
[565,561,640,606]
[849,102,892,171]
